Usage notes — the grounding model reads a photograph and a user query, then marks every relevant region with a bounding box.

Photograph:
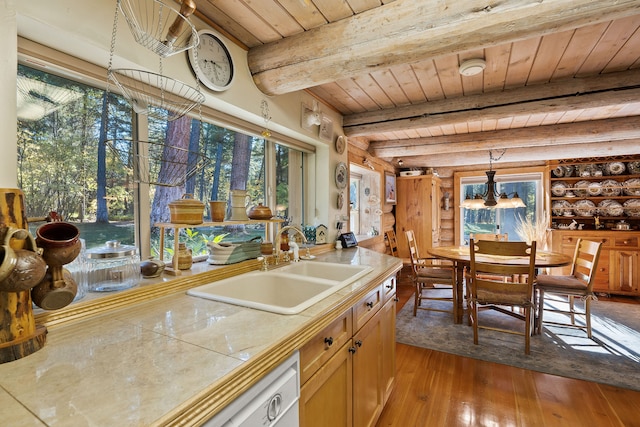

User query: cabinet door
[396,176,441,258]
[353,310,383,427]
[300,341,353,427]
[609,250,640,294]
[380,297,396,404]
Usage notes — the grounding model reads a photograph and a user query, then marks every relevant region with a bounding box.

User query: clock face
[189,30,234,91]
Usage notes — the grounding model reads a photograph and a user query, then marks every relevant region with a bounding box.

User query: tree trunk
[95,92,109,223]
[150,115,191,225]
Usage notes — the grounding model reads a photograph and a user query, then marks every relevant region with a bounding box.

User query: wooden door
[300,341,353,427]
[352,310,383,427]
[396,175,441,258]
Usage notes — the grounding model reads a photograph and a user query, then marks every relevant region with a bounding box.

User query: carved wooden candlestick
[0,188,47,364]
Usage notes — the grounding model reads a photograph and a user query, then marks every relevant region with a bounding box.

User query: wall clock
[188,30,234,92]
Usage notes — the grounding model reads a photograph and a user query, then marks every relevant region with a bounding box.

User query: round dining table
[428,245,573,324]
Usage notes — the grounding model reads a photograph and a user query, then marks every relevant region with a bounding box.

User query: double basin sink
[187,261,373,314]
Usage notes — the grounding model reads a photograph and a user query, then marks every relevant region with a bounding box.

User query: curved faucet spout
[276,225,307,259]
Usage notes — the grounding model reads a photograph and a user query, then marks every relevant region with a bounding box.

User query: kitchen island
[0,247,401,426]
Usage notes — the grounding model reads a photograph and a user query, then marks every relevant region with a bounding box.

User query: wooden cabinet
[396,174,442,258]
[299,275,397,427]
[550,230,640,296]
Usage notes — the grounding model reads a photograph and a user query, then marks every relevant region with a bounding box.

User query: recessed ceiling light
[459,58,486,76]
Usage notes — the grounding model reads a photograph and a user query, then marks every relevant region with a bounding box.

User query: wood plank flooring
[376,269,640,427]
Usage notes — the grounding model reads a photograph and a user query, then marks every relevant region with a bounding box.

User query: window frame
[17,37,314,258]
[454,166,548,245]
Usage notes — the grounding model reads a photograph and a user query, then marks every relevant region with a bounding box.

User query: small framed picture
[385,172,397,204]
[319,116,333,141]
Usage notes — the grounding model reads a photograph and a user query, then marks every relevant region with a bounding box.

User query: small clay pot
[140,257,165,278]
[247,203,273,220]
[0,228,47,293]
[36,222,81,266]
[31,267,77,310]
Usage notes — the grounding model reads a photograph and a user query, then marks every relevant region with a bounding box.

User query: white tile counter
[0,248,401,426]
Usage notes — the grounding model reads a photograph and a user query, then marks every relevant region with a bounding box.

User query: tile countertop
[0,247,401,426]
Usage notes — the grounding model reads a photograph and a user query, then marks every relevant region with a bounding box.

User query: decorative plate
[587,182,602,196]
[573,199,596,217]
[573,180,590,197]
[623,199,640,217]
[627,161,640,175]
[337,191,344,209]
[606,200,624,217]
[551,181,568,196]
[335,135,346,154]
[552,200,572,216]
[552,166,565,178]
[605,162,626,175]
[600,179,621,197]
[335,162,347,189]
[623,178,640,196]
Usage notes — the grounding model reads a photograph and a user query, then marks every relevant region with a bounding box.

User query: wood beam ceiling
[247,0,640,96]
[343,69,640,136]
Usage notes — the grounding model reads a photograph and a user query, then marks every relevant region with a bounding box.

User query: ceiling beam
[343,69,640,132]
[385,140,640,169]
[345,86,640,137]
[369,117,640,159]
[248,0,640,95]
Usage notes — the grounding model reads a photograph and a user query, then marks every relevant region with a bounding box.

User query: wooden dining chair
[385,229,399,257]
[469,238,537,354]
[469,232,508,242]
[536,238,602,338]
[406,230,457,320]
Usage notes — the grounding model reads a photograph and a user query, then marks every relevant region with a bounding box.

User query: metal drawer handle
[324,337,334,347]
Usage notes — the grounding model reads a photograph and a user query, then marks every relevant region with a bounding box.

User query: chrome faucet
[275,225,308,262]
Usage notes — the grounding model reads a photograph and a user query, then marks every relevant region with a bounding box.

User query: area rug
[396,293,640,391]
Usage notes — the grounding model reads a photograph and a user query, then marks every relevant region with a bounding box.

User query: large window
[460,172,543,245]
[17,58,308,259]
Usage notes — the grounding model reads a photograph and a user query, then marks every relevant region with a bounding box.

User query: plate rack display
[549,155,640,230]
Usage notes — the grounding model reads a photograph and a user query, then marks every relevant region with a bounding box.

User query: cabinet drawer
[300,307,352,384]
[612,236,639,248]
[353,285,383,332]
[561,235,610,247]
[382,276,396,303]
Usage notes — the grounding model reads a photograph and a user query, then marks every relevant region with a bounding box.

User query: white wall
[6,0,349,237]
[0,1,17,186]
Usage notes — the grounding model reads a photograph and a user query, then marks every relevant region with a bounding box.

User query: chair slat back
[469,239,537,305]
[405,230,420,268]
[385,229,399,257]
[470,233,508,242]
[569,239,602,291]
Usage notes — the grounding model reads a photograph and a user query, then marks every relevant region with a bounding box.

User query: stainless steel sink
[187,262,373,314]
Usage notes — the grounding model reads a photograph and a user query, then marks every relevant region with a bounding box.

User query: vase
[173,243,192,270]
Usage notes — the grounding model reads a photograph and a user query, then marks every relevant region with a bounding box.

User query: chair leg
[413,282,419,316]
[472,301,479,345]
[537,289,545,335]
[585,297,592,339]
[524,306,531,355]
[568,295,574,325]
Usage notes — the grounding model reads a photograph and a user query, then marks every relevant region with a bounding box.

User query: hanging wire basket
[107,139,210,187]
[16,76,83,121]
[108,68,204,121]
[117,0,199,58]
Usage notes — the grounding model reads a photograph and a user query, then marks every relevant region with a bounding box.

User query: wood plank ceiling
[193,0,640,167]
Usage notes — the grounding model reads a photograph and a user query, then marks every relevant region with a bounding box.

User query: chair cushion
[536,274,587,292]
[416,267,453,280]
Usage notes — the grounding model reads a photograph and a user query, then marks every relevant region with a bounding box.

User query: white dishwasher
[204,351,300,427]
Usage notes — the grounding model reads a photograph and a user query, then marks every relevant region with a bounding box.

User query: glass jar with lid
[86,241,140,292]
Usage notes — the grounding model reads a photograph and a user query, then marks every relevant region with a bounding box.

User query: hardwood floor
[376,269,640,427]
